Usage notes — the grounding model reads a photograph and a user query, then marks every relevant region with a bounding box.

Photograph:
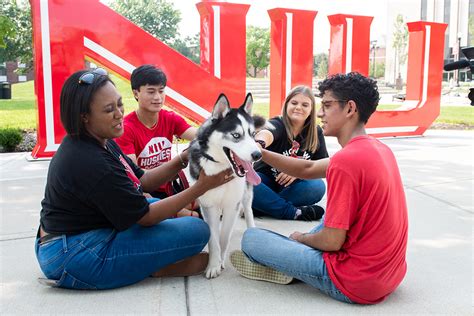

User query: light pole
[456,33,462,86]
[371,40,377,78]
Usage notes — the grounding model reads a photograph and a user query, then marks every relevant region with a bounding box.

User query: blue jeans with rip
[241,220,353,304]
[35,217,210,290]
[252,172,326,219]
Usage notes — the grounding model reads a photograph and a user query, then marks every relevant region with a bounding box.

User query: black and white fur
[188,93,261,278]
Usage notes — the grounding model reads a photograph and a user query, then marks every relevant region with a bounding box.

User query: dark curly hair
[318,72,379,124]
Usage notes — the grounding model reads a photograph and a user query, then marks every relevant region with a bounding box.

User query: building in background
[0,62,34,84]
[385,0,472,85]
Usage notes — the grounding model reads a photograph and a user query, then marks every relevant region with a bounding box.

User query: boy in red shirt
[231,72,408,304]
[116,65,198,216]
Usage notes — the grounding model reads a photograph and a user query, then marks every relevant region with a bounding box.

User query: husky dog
[188,93,262,278]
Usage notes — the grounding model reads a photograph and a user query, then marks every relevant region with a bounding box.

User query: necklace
[136,110,158,129]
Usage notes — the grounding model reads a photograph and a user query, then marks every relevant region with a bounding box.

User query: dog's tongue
[234,155,261,185]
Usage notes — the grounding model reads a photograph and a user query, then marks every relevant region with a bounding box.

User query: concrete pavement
[0,129,472,315]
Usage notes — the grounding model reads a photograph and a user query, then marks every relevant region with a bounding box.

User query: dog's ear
[212,94,230,119]
[240,93,253,114]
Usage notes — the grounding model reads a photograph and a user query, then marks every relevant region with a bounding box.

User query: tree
[110,0,181,45]
[172,33,200,64]
[0,15,16,48]
[246,26,270,77]
[392,14,408,78]
[369,61,385,78]
[111,0,200,63]
[313,53,328,78]
[0,0,32,70]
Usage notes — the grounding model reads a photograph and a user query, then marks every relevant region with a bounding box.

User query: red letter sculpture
[29,1,447,158]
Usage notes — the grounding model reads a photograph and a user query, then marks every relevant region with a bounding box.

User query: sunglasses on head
[78,68,108,85]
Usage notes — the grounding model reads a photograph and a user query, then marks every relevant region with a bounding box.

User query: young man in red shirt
[231,72,408,304]
[116,65,198,216]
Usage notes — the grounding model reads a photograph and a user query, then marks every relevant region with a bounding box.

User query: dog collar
[202,152,219,163]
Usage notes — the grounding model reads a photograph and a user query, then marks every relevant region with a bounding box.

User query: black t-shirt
[40,135,149,234]
[255,116,329,178]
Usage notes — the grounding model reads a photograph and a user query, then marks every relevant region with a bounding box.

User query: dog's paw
[205,265,222,279]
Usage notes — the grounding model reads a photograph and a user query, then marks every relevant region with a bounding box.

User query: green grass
[0,100,37,130]
[438,106,474,124]
[1,77,473,130]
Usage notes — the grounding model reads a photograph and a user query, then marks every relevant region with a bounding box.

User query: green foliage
[110,0,181,45]
[0,15,16,48]
[392,14,408,75]
[313,53,328,78]
[246,26,270,77]
[171,33,200,64]
[0,127,22,151]
[110,0,200,63]
[0,0,32,68]
[369,61,386,78]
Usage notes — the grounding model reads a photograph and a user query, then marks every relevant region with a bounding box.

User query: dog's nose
[251,151,262,161]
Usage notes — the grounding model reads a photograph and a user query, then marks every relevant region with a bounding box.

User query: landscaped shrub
[17,131,37,152]
[0,128,23,152]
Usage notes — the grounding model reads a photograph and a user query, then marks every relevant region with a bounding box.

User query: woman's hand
[178,149,189,167]
[275,172,297,187]
[196,168,234,191]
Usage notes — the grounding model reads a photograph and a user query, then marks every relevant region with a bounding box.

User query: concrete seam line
[185,276,191,316]
[408,187,473,214]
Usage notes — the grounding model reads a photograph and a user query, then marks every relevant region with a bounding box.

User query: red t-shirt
[323,135,408,304]
[115,109,191,192]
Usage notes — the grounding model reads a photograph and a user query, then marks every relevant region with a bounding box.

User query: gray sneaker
[230,250,293,285]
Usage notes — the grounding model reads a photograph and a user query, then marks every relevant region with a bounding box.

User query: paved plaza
[0,129,472,315]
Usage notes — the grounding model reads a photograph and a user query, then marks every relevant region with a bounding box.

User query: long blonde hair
[281,85,318,152]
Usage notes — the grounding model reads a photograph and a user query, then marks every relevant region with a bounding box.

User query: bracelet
[178,152,188,168]
[255,139,266,149]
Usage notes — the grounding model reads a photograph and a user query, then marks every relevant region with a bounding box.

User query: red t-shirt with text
[323,136,408,304]
[115,109,190,192]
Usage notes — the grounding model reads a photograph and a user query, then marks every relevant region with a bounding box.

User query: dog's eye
[232,133,241,139]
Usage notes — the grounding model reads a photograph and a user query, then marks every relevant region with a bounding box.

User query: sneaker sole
[230,251,293,285]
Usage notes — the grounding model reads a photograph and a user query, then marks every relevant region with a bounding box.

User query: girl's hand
[275,172,297,187]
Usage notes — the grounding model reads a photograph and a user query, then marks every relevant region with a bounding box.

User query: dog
[188,93,262,278]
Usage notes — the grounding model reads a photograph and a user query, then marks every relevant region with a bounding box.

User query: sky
[169,0,390,53]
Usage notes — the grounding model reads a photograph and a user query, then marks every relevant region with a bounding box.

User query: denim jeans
[147,197,160,204]
[35,217,210,290]
[241,222,352,303]
[252,172,326,219]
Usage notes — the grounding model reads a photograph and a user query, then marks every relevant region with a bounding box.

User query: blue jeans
[241,221,352,304]
[252,172,326,219]
[147,197,160,203]
[35,217,210,290]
